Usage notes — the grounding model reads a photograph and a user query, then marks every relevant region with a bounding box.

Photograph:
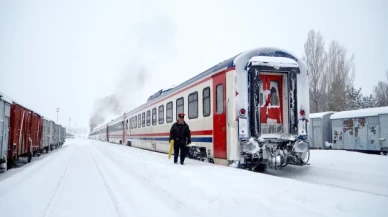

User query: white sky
[1,0,387,131]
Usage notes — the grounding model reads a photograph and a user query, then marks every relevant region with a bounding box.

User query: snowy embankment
[0,139,387,217]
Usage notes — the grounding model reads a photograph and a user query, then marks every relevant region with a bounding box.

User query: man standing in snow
[169,113,191,165]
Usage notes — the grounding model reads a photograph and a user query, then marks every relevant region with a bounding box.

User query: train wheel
[27,153,32,163]
[254,164,267,173]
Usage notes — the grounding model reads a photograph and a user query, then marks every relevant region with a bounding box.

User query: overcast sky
[1,0,387,132]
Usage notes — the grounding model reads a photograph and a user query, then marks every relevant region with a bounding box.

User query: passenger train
[89,47,310,171]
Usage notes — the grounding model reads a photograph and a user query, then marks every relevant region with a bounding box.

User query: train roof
[0,91,13,103]
[123,47,304,117]
[310,112,336,119]
[330,107,388,120]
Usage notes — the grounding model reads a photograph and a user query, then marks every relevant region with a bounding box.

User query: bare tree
[324,41,355,111]
[303,29,326,113]
[374,70,388,106]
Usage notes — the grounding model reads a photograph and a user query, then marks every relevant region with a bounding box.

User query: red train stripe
[128,130,213,137]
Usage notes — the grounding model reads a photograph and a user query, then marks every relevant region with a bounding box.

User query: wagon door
[378,114,388,151]
[212,72,227,159]
[365,117,379,151]
[259,74,284,134]
[312,118,322,148]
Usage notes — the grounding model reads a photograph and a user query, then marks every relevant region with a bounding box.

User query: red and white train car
[90,47,310,171]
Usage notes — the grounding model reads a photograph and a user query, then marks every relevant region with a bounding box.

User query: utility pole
[56,108,60,123]
[69,118,71,138]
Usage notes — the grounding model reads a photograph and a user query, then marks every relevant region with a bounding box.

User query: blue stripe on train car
[128,137,212,143]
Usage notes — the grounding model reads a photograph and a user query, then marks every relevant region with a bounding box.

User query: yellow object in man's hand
[168,140,174,159]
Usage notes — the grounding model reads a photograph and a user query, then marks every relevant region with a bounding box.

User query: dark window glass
[142,112,145,127]
[216,84,224,114]
[159,105,164,124]
[134,116,137,128]
[188,92,198,119]
[203,87,211,117]
[152,108,157,125]
[166,102,173,123]
[176,97,184,120]
[147,110,151,126]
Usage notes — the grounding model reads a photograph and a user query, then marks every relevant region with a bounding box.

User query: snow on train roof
[248,56,299,69]
[330,107,388,120]
[122,47,304,116]
[0,91,13,103]
[310,111,336,119]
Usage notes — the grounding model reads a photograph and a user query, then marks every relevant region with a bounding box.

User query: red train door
[122,120,125,145]
[212,72,227,159]
[259,74,283,127]
[106,126,109,142]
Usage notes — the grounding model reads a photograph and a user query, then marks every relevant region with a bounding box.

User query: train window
[166,101,173,123]
[152,108,157,125]
[259,80,264,106]
[126,119,129,130]
[270,81,279,106]
[176,97,184,120]
[138,114,141,128]
[203,87,211,117]
[216,84,224,114]
[188,92,198,119]
[135,116,137,128]
[147,110,151,126]
[142,112,145,127]
[159,105,164,124]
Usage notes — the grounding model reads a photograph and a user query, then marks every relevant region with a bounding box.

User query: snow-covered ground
[0,139,387,217]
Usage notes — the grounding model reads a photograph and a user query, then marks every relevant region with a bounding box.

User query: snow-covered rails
[89,47,310,172]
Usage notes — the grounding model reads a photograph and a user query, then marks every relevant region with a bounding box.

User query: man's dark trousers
[174,143,186,163]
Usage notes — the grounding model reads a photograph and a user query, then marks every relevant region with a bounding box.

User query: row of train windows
[125,86,223,129]
[96,85,224,132]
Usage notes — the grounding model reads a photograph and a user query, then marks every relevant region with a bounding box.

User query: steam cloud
[89,15,176,132]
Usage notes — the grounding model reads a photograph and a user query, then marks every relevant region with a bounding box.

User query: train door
[259,74,284,134]
[122,120,125,145]
[212,72,227,159]
[312,119,322,148]
[378,114,388,151]
[106,125,109,142]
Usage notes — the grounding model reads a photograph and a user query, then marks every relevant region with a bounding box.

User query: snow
[331,107,388,119]
[310,111,336,119]
[1,139,388,217]
[0,91,13,104]
[249,56,299,69]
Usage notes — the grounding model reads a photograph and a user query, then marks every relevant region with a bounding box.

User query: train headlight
[294,141,309,153]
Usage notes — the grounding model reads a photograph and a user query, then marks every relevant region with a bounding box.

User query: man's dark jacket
[169,122,191,146]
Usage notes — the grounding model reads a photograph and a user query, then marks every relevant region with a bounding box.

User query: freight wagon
[308,107,388,154]
[90,47,311,172]
[0,91,66,172]
[0,93,11,172]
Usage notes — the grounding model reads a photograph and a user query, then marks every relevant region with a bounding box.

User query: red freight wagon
[30,113,43,156]
[8,103,33,166]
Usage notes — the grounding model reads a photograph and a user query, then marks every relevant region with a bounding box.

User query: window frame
[142,112,145,127]
[134,116,137,128]
[203,87,211,117]
[176,97,184,121]
[158,105,164,124]
[138,114,141,128]
[152,108,157,125]
[188,91,198,119]
[216,84,224,114]
[166,101,173,123]
[146,110,151,126]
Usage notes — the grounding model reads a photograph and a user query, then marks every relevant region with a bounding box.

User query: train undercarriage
[238,136,310,172]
